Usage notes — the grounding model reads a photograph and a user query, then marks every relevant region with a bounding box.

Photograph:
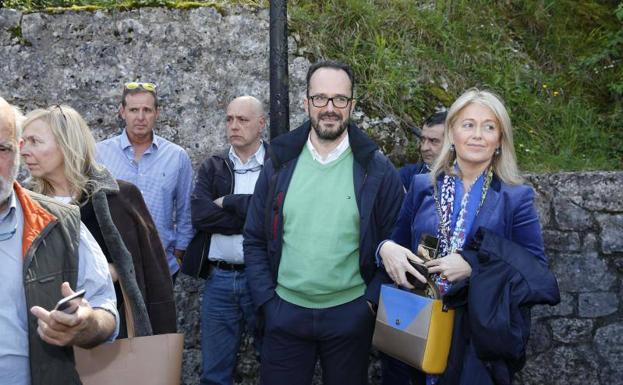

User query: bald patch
[228,96,264,117]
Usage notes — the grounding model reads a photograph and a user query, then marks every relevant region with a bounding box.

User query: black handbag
[180,231,212,279]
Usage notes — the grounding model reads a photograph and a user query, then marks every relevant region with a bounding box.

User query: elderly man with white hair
[0,97,118,385]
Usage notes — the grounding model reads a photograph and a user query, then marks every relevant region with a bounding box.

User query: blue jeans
[200,268,256,385]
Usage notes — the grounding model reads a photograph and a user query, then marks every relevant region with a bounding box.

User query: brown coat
[80,171,177,336]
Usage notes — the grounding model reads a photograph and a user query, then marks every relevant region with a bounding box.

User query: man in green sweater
[244,61,404,385]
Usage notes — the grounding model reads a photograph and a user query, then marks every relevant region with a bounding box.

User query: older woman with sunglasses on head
[378,88,558,384]
[21,105,176,338]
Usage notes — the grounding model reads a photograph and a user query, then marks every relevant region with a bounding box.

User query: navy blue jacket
[243,121,404,310]
[182,145,266,277]
[392,173,558,384]
[191,145,268,233]
[441,229,560,385]
[399,162,429,191]
[393,173,547,265]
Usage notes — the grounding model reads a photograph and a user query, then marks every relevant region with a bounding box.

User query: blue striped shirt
[96,130,194,274]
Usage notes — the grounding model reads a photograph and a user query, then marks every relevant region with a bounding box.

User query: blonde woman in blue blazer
[378,88,548,385]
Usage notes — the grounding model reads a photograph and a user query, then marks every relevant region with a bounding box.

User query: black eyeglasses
[308,95,353,108]
[234,165,263,174]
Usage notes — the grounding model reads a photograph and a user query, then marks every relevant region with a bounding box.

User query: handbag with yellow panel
[372,275,454,374]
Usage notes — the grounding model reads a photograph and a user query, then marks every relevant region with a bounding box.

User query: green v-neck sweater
[276,145,365,308]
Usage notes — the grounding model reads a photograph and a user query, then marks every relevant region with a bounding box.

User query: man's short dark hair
[306,61,355,97]
[121,87,159,108]
[423,110,447,128]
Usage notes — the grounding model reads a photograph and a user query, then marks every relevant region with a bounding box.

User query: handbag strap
[118,280,136,338]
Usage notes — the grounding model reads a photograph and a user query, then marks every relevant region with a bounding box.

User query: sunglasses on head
[124,82,157,92]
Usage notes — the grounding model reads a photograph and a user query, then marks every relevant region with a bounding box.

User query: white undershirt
[306,132,350,165]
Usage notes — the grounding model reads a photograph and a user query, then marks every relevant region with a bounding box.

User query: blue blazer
[390,172,549,384]
[391,172,546,266]
[398,162,428,191]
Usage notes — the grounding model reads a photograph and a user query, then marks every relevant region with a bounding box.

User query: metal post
[269,0,290,139]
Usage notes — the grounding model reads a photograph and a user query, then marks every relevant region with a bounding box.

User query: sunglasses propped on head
[124,82,157,92]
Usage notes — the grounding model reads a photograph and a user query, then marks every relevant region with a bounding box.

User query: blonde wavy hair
[23,105,105,202]
[430,88,523,185]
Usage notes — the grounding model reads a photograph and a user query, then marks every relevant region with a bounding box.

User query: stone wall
[1,6,621,385]
[176,172,623,385]
[0,5,310,169]
[516,172,623,385]
[0,5,412,168]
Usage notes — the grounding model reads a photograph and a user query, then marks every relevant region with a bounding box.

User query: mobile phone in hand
[406,259,428,289]
[419,234,440,261]
[54,289,86,314]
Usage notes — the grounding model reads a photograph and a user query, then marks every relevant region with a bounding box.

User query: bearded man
[243,61,404,385]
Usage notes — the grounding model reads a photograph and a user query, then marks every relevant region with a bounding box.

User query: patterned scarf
[427,166,493,385]
[432,165,493,295]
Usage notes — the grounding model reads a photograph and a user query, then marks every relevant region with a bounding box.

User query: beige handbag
[74,283,184,385]
[373,280,454,374]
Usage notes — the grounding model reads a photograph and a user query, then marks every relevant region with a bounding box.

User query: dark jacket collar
[268,120,379,169]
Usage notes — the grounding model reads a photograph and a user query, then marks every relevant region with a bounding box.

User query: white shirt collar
[0,190,18,240]
[121,129,160,151]
[229,141,265,168]
[306,132,350,165]
[0,190,17,222]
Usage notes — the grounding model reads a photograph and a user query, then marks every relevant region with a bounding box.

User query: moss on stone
[8,25,32,46]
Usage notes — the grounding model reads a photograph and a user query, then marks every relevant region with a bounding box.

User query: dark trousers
[260,295,375,385]
[381,353,412,385]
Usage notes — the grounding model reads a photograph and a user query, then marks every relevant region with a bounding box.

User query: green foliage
[7,24,32,44]
[290,0,623,171]
[1,0,621,170]
[573,2,623,97]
